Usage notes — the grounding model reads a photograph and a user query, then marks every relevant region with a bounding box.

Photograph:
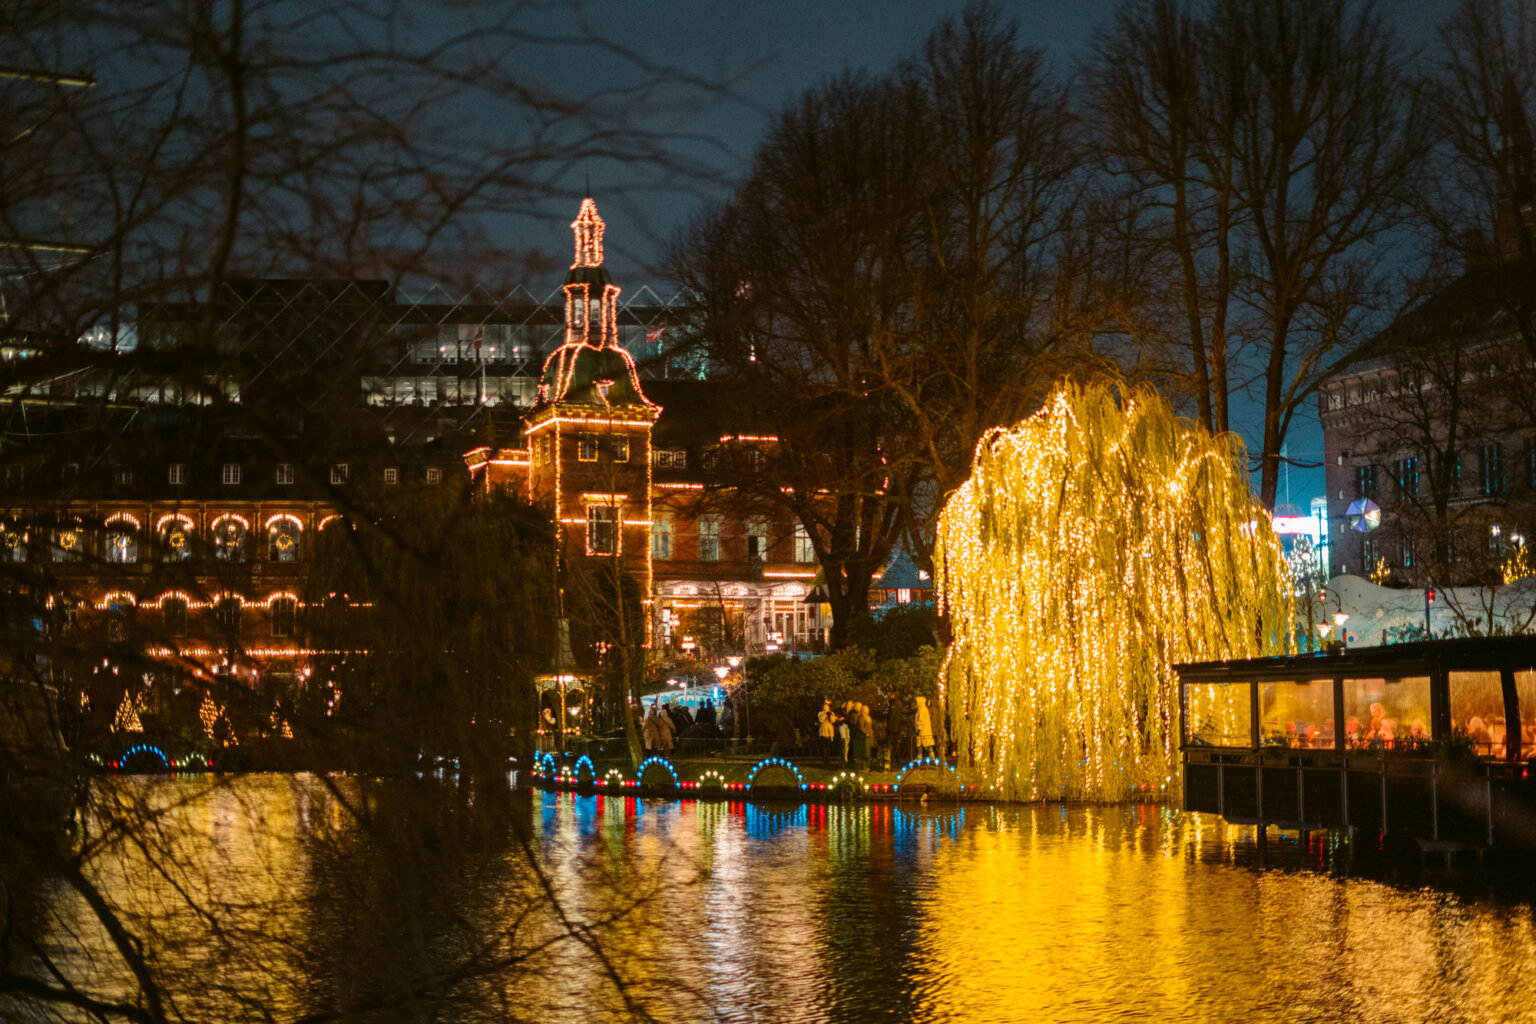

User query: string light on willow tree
[935,381,1294,803]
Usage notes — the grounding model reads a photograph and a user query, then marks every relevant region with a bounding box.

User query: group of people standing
[636,700,720,754]
[818,694,939,767]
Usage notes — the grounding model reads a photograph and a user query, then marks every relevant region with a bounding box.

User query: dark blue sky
[510,0,1462,508]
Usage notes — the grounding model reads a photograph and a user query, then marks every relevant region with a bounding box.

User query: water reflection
[8,778,1536,1023]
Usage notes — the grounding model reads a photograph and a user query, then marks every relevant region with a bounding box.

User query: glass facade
[1258,678,1335,749]
[1449,670,1507,757]
[1342,675,1431,749]
[1183,681,1252,748]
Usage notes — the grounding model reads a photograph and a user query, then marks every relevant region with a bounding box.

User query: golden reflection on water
[17,778,1536,1024]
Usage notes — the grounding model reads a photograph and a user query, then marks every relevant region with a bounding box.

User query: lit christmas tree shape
[936,381,1294,802]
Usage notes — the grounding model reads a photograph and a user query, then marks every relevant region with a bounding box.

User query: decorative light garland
[934,381,1293,803]
[636,755,679,787]
[745,756,805,791]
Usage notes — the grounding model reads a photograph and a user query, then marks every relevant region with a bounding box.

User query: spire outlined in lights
[571,198,605,269]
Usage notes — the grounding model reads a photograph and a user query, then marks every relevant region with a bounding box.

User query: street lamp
[1316,621,1332,654]
[1332,611,1350,651]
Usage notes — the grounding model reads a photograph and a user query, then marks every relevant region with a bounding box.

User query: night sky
[512,0,1466,506]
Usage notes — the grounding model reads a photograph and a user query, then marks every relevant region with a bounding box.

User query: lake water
[8,775,1536,1023]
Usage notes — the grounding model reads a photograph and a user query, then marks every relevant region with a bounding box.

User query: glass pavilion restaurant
[1176,636,1536,851]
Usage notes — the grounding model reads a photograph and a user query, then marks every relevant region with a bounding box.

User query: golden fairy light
[935,381,1293,802]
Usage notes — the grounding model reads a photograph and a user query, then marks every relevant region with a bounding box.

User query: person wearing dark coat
[696,700,717,728]
[848,702,868,766]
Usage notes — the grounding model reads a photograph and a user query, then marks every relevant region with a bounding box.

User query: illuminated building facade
[0,419,465,698]
[471,200,828,655]
[1319,267,1536,586]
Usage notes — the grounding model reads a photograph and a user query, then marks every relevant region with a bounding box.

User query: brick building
[469,200,828,655]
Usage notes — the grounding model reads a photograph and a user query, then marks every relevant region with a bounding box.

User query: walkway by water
[7,776,1535,1023]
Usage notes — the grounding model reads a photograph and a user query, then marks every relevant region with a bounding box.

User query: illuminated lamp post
[1333,612,1350,652]
[1316,621,1333,655]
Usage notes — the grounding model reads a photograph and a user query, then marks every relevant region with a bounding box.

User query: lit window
[105,529,137,564]
[213,518,248,562]
[384,467,399,485]
[160,520,192,562]
[330,464,349,485]
[1483,442,1506,496]
[587,505,618,556]
[51,529,82,563]
[793,524,815,563]
[275,463,294,485]
[747,517,768,563]
[271,597,297,638]
[222,462,241,486]
[578,434,599,461]
[613,435,630,462]
[652,515,672,560]
[1354,464,1377,500]
[169,463,187,485]
[426,467,442,484]
[114,466,133,485]
[2,529,26,563]
[268,519,301,563]
[698,517,721,562]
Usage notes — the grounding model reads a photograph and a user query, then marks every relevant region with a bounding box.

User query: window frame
[652,514,673,560]
[270,596,298,638]
[698,516,721,562]
[586,504,619,556]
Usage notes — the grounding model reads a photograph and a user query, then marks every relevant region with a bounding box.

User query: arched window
[104,515,139,564]
[2,527,27,564]
[266,516,302,563]
[211,516,249,563]
[51,527,83,563]
[159,515,194,563]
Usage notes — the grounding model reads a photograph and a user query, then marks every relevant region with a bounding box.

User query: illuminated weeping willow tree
[935,381,1293,802]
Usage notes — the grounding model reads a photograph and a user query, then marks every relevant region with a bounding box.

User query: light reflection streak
[19,779,1536,1024]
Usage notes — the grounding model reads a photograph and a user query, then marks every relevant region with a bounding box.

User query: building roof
[1345,260,1534,375]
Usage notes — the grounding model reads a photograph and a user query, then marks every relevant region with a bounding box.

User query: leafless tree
[1084,0,1426,508]
[0,1,714,1019]
[667,2,1089,645]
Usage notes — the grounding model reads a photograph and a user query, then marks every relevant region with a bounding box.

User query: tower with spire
[522,198,660,587]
